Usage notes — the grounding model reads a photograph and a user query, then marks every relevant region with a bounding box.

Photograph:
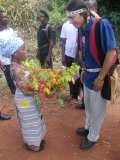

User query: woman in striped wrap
[1,33,46,151]
[12,62,46,152]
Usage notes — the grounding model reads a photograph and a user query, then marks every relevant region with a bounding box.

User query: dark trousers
[65,55,80,99]
[37,51,53,68]
[3,65,16,95]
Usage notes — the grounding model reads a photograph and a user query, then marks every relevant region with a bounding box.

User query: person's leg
[3,65,16,95]
[84,85,91,130]
[46,56,53,69]
[65,55,81,100]
[76,84,90,135]
[80,86,107,149]
[87,90,107,142]
[36,50,47,67]
[71,78,81,99]
[65,55,75,98]
[65,55,74,67]
[40,53,53,69]
[39,54,47,67]
[75,81,85,109]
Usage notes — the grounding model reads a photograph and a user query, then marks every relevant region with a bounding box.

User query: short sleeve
[100,18,117,54]
[60,23,67,39]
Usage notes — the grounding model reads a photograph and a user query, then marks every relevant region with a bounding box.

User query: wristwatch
[97,74,104,81]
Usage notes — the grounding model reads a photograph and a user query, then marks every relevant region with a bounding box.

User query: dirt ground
[0,83,120,160]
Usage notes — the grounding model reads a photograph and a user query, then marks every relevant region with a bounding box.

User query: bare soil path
[0,84,120,160]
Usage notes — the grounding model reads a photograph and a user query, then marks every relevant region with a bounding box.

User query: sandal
[67,98,78,105]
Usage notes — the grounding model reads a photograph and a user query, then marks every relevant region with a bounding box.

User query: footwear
[68,98,78,105]
[75,103,85,110]
[25,140,45,152]
[75,98,85,110]
[76,128,89,136]
[0,112,11,120]
[64,95,72,101]
[25,145,40,152]
[80,138,96,150]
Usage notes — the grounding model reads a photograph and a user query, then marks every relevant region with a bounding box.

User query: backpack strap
[78,29,83,51]
[90,18,101,65]
[90,18,118,66]
[43,23,50,40]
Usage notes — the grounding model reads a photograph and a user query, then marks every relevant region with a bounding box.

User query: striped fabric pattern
[15,89,46,147]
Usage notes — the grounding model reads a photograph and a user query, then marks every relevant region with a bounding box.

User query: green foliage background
[98,0,120,44]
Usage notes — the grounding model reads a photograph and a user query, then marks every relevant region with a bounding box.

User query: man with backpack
[36,9,55,68]
[66,0,117,150]
[75,0,98,110]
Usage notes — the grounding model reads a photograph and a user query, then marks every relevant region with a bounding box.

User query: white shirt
[60,21,78,58]
[0,28,17,65]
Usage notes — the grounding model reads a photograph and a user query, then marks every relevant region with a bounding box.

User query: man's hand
[45,55,52,68]
[61,38,66,66]
[0,61,2,68]
[0,61,4,71]
[46,55,51,63]
[92,77,104,91]
[92,49,117,91]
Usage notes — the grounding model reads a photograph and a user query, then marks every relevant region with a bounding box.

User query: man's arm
[0,59,4,71]
[0,60,3,68]
[93,18,117,91]
[98,49,116,80]
[48,39,54,57]
[46,26,55,64]
[60,22,67,66]
[93,49,117,91]
[60,38,66,66]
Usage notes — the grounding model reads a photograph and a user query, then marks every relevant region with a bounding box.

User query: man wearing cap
[66,0,117,149]
[36,9,55,68]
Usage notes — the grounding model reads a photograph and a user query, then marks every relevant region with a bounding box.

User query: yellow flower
[19,100,29,108]
[43,87,50,95]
